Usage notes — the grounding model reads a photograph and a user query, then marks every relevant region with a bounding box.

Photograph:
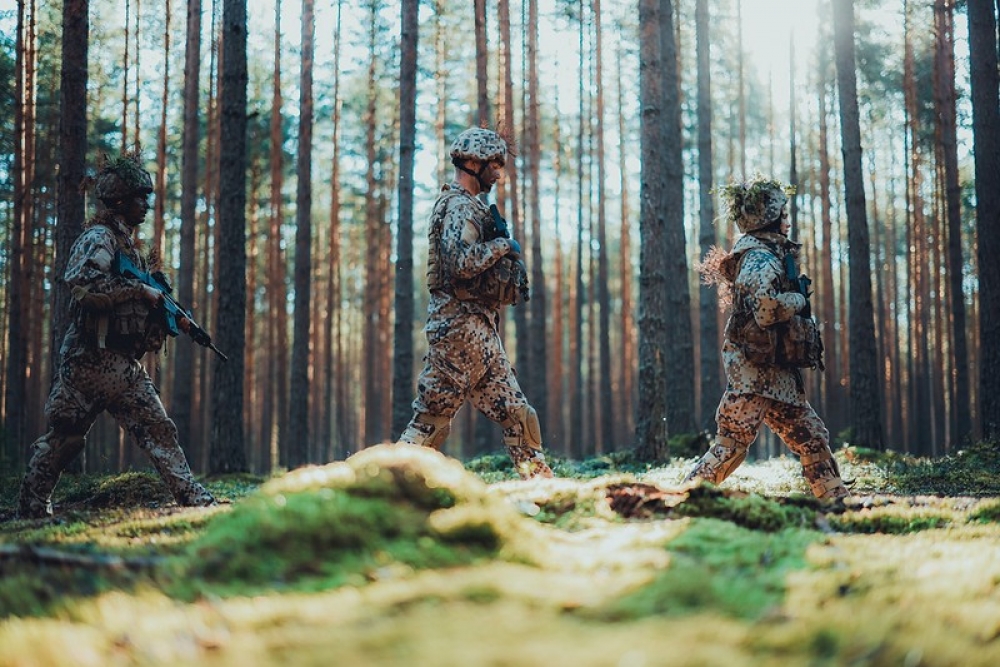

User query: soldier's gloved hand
[506,238,522,260]
[178,316,192,334]
[141,284,163,306]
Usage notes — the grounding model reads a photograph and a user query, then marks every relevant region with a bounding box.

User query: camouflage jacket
[61,212,166,359]
[424,182,518,331]
[721,232,808,405]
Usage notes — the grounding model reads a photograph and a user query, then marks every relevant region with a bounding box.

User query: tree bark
[210,0,249,473]
[391,0,418,440]
[635,0,669,460]
[967,0,1000,440]
[832,0,882,448]
[287,0,315,467]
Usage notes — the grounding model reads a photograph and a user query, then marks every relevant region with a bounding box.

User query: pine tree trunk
[635,0,669,460]
[695,0,720,434]
[51,0,88,391]
[391,0,418,440]
[659,0,695,438]
[210,0,249,473]
[287,0,315,467]
[832,0,882,449]
[967,0,1000,440]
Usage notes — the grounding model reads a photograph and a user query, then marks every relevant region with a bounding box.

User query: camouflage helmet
[449,128,507,166]
[719,175,794,233]
[95,151,154,205]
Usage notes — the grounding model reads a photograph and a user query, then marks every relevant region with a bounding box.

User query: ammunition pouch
[452,257,526,308]
[778,315,825,370]
[726,310,824,370]
[82,301,167,357]
[726,309,779,366]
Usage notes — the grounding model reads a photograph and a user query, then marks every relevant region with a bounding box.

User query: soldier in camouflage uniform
[16,151,215,519]
[398,128,553,479]
[685,176,848,499]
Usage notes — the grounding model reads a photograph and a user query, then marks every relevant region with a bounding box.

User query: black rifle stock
[114,252,229,361]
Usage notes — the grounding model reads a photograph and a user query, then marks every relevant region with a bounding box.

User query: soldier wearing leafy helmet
[684,175,848,500]
[16,149,215,519]
[398,127,553,479]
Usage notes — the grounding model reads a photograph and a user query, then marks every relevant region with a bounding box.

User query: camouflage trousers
[17,347,215,518]
[685,390,848,499]
[399,313,552,479]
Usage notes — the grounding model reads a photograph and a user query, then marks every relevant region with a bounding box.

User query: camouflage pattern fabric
[64,212,168,358]
[399,183,552,480]
[449,128,507,165]
[722,232,807,405]
[17,213,213,519]
[686,392,847,499]
[686,227,847,500]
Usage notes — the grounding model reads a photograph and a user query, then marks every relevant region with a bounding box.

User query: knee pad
[505,404,542,450]
[685,435,749,485]
[400,413,452,450]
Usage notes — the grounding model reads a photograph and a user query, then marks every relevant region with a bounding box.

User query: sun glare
[739,0,822,101]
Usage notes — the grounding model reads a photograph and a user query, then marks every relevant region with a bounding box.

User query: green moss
[826,510,951,534]
[672,484,821,531]
[171,445,518,599]
[591,518,817,621]
[969,500,1000,524]
[888,440,1000,496]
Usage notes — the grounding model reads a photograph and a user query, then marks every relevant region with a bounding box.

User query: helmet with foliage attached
[719,175,794,234]
[95,150,154,206]
[449,128,507,166]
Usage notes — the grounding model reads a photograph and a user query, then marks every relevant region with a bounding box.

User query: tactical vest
[725,241,824,370]
[427,190,525,308]
[77,222,168,358]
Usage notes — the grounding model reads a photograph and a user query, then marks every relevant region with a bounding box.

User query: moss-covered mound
[888,440,1000,495]
[174,444,531,597]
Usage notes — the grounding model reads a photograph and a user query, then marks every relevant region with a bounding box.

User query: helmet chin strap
[457,160,491,192]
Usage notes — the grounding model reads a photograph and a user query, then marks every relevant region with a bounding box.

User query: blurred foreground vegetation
[1,441,999,666]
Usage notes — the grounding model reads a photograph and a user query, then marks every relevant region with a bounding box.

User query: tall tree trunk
[527,0,548,447]
[362,0,381,446]
[816,24,842,437]
[391,0,418,440]
[635,0,669,459]
[967,0,1000,440]
[5,0,30,465]
[933,0,965,444]
[832,0,882,448]
[265,0,288,470]
[474,0,490,126]
[591,0,613,450]
[287,0,315,467]
[245,134,262,469]
[52,0,88,384]
[695,0,719,433]
[570,0,585,456]
[210,0,249,473]
[172,0,202,468]
[323,0,344,459]
[614,41,635,445]
[659,0,695,438]
[152,0,171,262]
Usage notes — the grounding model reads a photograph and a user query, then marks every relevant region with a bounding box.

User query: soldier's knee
[503,404,542,450]
[399,413,452,450]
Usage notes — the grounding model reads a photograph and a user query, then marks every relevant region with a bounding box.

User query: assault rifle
[487,204,530,303]
[114,252,229,361]
[783,253,813,319]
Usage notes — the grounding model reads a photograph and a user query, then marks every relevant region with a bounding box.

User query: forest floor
[1,441,1000,666]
